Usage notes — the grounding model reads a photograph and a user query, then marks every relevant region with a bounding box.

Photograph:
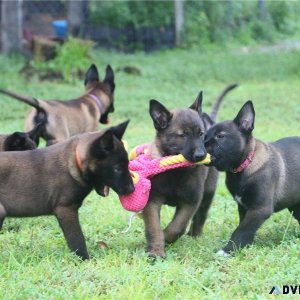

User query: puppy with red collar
[205,101,300,255]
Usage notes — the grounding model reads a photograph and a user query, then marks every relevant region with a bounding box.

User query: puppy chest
[233,194,246,207]
[150,171,201,205]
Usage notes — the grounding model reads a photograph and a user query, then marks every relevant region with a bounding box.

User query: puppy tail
[0,88,48,129]
[31,98,47,137]
[0,88,43,110]
[210,83,238,121]
[27,121,44,147]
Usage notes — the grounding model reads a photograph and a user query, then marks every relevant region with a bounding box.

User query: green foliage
[51,37,93,81]
[192,0,300,47]
[89,0,174,28]
[87,1,300,50]
[249,17,275,42]
[268,0,290,32]
[184,2,210,48]
[32,37,94,82]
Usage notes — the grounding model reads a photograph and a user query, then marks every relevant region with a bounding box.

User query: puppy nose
[127,184,135,194]
[193,151,207,161]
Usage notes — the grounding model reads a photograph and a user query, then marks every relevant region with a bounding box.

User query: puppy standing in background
[205,101,300,255]
[0,64,115,145]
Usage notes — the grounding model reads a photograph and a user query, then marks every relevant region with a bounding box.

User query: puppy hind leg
[0,203,7,229]
[45,125,69,146]
[288,204,300,225]
[164,203,199,244]
[187,191,214,237]
[188,169,218,237]
[46,135,68,146]
[46,139,60,146]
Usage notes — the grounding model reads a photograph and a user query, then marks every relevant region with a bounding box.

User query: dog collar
[232,151,255,173]
[75,145,83,172]
[88,93,104,116]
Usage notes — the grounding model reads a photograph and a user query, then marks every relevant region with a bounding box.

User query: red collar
[232,151,255,173]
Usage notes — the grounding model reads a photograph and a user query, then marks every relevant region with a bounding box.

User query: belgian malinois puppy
[0,123,42,151]
[0,121,134,260]
[143,84,237,258]
[205,101,300,256]
[0,64,115,146]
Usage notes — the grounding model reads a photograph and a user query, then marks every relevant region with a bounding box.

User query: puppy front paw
[216,249,230,257]
[187,226,203,238]
[147,246,166,259]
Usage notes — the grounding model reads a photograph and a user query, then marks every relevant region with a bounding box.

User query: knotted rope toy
[119,143,211,212]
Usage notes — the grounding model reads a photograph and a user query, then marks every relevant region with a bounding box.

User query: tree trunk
[67,0,88,37]
[1,0,23,53]
[258,0,266,19]
[174,0,184,46]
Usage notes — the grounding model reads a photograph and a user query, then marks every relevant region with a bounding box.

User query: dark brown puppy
[0,64,115,146]
[0,121,134,260]
[0,123,42,151]
[205,101,300,256]
[143,84,237,258]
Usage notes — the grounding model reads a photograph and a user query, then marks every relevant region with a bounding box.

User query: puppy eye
[114,166,122,173]
[216,133,225,139]
[198,131,203,136]
[177,133,186,137]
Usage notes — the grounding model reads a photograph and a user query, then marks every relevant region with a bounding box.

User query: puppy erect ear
[202,113,214,130]
[189,91,203,115]
[233,101,255,133]
[104,65,115,92]
[91,131,114,157]
[149,100,172,131]
[84,64,99,86]
[109,120,129,140]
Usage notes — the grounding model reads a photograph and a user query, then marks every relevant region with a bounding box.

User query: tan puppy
[0,64,115,145]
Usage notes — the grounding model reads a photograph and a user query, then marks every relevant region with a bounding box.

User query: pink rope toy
[119,143,211,212]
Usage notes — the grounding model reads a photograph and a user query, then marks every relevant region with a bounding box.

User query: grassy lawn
[0,45,300,299]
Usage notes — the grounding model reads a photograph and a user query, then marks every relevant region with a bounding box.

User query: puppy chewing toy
[119,143,211,212]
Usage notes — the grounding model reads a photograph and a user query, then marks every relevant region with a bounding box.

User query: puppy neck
[75,145,83,171]
[68,140,91,186]
[86,88,111,113]
[232,137,256,173]
[232,138,268,176]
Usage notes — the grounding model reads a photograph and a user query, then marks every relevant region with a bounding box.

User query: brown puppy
[143,84,237,258]
[0,64,115,146]
[0,123,42,151]
[0,121,134,260]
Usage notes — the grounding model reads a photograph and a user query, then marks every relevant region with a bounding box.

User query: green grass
[1,45,300,299]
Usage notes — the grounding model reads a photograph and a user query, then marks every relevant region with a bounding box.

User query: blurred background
[1,0,300,84]
[1,0,300,54]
